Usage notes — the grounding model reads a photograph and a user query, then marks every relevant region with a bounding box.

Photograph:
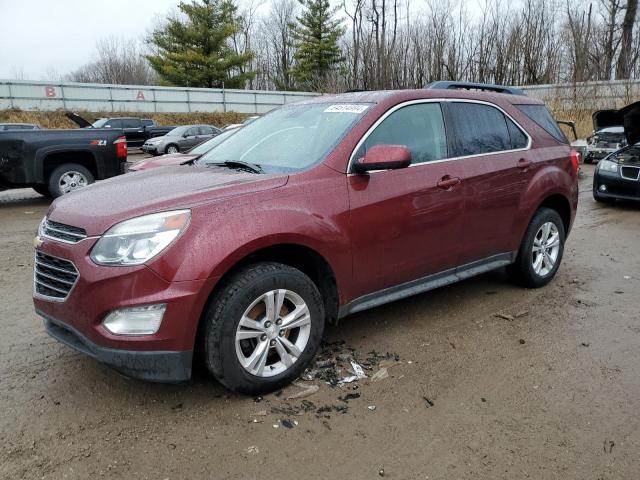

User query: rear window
[516,104,567,143]
[446,103,512,156]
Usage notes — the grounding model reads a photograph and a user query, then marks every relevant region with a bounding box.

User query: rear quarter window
[515,104,567,143]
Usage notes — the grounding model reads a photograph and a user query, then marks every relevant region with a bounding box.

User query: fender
[34,145,99,183]
[512,163,574,250]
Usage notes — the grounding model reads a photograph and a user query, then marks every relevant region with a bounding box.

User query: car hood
[592,101,640,145]
[130,154,198,171]
[47,166,289,235]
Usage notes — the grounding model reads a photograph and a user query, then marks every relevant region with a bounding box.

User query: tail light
[570,148,580,175]
[114,136,127,158]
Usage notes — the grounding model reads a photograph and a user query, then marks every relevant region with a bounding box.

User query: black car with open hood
[593,101,640,203]
[585,102,640,163]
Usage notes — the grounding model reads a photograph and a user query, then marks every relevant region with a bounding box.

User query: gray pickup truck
[0,128,128,198]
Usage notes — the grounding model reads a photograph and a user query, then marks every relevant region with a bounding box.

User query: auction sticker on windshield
[324,104,370,114]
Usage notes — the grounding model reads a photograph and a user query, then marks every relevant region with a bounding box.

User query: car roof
[294,89,543,107]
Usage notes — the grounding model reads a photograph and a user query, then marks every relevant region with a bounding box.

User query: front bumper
[141,144,160,155]
[33,236,217,382]
[593,169,640,201]
[41,312,192,382]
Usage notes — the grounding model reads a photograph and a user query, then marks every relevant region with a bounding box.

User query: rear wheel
[48,164,94,198]
[507,208,565,288]
[202,262,325,394]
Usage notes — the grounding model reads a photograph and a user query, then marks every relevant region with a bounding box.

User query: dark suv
[34,83,579,394]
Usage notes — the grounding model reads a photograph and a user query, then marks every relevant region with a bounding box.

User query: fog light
[102,304,166,336]
[599,184,607,192]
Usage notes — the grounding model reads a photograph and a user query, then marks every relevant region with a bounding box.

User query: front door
[347,102,466,298]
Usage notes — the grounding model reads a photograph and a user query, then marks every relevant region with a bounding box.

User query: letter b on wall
[45,86,57,97]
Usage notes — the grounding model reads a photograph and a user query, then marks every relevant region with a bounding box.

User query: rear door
[347,101,467,298]
[122,118,144,147]
[442,101,532,265]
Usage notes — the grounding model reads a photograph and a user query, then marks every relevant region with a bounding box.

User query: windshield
[167,126,188,136]
[190,129,236,155]
[91,119,109,128]
[198,103,372,173]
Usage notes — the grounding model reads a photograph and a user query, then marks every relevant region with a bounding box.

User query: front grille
[42,219,87,243]
[34,252,79,301]
[620,166,640,181]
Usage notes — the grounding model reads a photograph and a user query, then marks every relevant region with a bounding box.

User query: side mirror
[353,144,412,173]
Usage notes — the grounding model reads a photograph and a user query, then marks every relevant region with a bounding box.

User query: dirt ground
[1,163,639,479]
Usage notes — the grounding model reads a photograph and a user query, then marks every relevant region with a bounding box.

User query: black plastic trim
[338,252,517,318]
[39,311,192,383]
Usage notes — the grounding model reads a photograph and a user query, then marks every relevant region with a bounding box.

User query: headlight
[598,159,618,173]
[91,210,190,266]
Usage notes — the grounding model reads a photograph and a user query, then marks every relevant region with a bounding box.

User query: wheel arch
[209,242,340,324]
[535,193,572,236]
[37,149,98,183]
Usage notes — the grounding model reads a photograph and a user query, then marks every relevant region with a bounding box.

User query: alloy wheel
[59,171,88,194]
[531,221,560,276]
[235,289,311,377]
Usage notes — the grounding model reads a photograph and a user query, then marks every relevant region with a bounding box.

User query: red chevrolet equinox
[33,83,579,394]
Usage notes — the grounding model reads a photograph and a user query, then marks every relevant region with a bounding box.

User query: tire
[165,144,179,154]
[583,157,592,164]
[32,185,52,197]
[507,207,565,288]
[202,262,325,395]
[48,164,95,198]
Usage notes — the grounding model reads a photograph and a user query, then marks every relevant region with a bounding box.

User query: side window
[185,127,198,137]
[122,118,141,129]
[356,103,447,165]
[141,119,154,127]
[107,119,123,129]
[446,103,512,156]
[199,126,213,135]
[506,117,528,149]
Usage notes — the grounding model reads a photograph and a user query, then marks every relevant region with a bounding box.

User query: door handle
[437,175,461,190]
[517,158,532,170]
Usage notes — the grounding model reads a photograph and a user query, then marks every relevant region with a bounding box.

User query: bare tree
[67,37,157,85]
[616,0,638,78]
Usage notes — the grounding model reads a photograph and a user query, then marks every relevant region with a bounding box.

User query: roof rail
[425,81,526,96]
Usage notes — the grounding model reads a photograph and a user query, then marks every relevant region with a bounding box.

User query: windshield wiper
[206,160,263,173]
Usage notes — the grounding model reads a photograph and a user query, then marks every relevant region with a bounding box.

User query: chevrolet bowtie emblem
[33,236,44,249]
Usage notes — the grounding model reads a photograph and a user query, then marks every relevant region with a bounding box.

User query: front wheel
[507,208,565,288]
[48,164,94,198]
[165,144,179,154]
[202,262,325,394]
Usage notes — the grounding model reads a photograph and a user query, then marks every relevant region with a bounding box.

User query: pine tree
[146,0,255,88]
[291,0,345,89]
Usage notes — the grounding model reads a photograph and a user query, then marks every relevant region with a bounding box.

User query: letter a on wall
[136,90,146,101]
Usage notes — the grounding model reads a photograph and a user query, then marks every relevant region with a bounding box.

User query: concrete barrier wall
[520,79,640,109]
[0,79,319,113]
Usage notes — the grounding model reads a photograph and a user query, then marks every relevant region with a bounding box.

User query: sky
[0,0,179,80]
[0,0,484,81]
